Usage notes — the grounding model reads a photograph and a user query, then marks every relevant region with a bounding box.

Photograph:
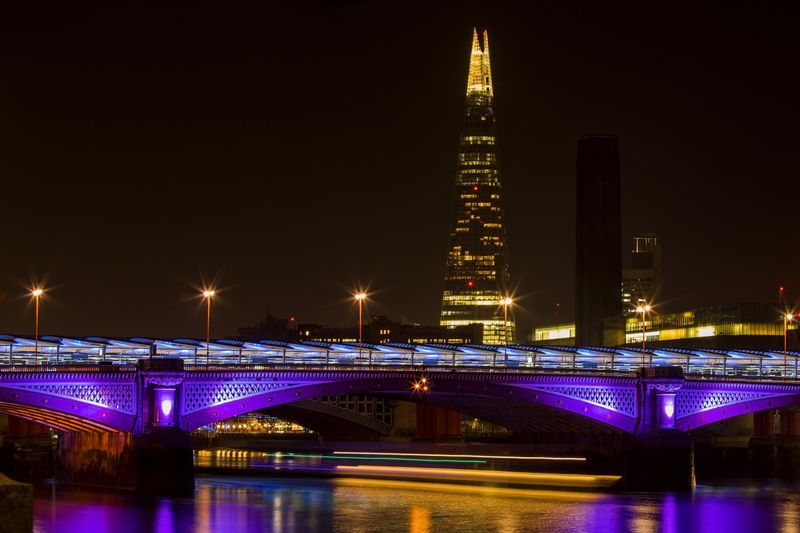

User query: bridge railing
[0,346,798,379]
[0,364,137,373]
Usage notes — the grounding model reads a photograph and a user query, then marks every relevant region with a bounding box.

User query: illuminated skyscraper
[440,29,515,345]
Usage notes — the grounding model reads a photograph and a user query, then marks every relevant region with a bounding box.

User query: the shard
[440,29,515,345]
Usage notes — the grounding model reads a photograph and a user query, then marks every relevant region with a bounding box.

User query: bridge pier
[415,404,460,439]
[56,359,195,495]
[749,408,800,478]
[56,430,194,495]
[623,367,695,491]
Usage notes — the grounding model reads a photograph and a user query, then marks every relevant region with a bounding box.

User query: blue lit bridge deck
[1,335,799,379]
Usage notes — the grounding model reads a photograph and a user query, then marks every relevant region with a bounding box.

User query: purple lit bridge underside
[1,367,800,435]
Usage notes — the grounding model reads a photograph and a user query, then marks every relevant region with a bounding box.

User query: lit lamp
[784,312,795,377]
[153,387,176,427]
[354,292,367,344]
[30,288,44,365]
[202,289,215,365]
[635,303,651,367]
[500,297,513,366]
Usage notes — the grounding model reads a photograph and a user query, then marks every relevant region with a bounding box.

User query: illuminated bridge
[3,335,800,492]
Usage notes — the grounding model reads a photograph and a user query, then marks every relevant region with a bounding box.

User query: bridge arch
[0,373,138,433]
[0,401,121,432]
[676,381,800,431]
[180,371,639,433]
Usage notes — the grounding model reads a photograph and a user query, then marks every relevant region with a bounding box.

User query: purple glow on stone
[658,393,676,429]
[153,388,176,427]
[161,398,173,418]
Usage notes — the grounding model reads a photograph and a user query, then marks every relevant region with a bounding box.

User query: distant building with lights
[529,303,797,350]
[621,234,662,314]
[239,315,481,345]
[440,28,515,345]
[238,313,298,342]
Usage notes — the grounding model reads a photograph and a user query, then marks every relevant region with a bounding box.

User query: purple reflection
[32,477,792,533]
[155,498,175,533]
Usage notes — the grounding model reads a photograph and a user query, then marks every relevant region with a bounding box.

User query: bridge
[2,335,800,492]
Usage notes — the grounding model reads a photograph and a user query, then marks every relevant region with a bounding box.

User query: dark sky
[1,2,798,338]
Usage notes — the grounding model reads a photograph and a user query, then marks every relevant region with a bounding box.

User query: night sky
[1,3,798,338]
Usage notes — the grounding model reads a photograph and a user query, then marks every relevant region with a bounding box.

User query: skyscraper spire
[467,28,493,97]
[440,29,514,345]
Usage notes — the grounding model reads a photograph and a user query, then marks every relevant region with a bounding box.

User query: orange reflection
[335,477,606,501]
[335,465,620,489]
[409,506,431,533]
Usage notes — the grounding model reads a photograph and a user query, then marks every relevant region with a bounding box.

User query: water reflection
[32,477,800,533]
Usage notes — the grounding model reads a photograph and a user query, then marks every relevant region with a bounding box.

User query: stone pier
[623,366,695,491]
[56,430,194,495]
[56,358,195,495]
[749,407,800,478]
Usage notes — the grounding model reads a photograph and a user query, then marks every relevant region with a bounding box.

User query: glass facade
[624,304,796,343]
[529,304,796,346]
[440,29,515,345]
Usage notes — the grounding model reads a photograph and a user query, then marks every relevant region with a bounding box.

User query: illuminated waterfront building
[529,303,797,350]
[440,28,515,345]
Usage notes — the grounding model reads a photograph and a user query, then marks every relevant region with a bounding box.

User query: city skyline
[1,4,798,338]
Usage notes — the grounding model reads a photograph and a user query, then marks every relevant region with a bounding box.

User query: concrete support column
[624,366,694,491]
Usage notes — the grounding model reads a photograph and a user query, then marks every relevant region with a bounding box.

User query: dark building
[300,316,482,345]
[621,234,662,314]
[237,313,298,342]
[575,135,623,346]
[239,315,482,345]
[440,28,515,345]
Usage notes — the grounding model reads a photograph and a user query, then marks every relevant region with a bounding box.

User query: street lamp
[500,297,513,366]
[202,289,215,365]
[31,288,44,365]
[784,312,794,377]
[635,303,651,367]
[354,292,367,344]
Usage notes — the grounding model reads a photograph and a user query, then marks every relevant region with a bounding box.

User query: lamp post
[31,288,43,365]
[202,289,215,365]
[354,292,367,344]
[635,303,651,367]
[500,297,513,366]
[784,312,794,377]
[354,292,367,365]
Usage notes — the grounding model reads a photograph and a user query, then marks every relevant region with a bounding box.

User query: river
[32,475,800,532]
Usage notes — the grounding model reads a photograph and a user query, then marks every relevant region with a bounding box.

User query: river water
[32,475,800,533]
